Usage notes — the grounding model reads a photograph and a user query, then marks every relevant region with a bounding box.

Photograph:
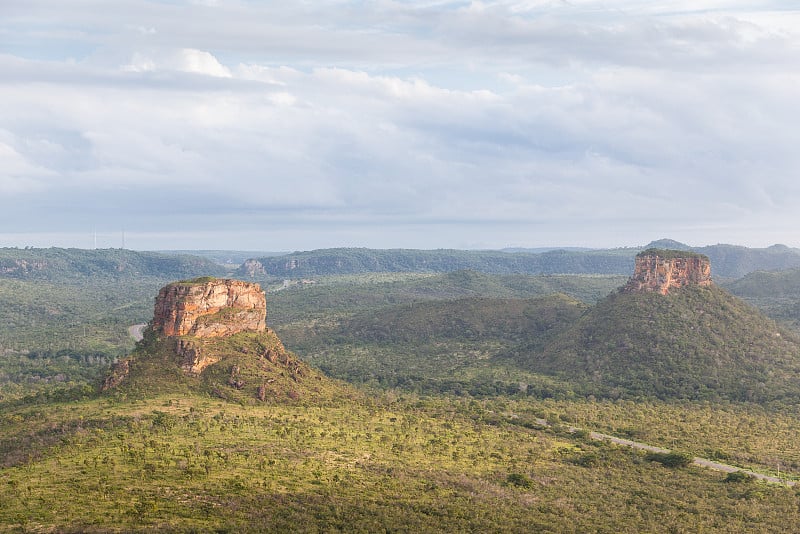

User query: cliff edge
[624,249,712,295]
[153,277,266,337]
[102,277,331,402]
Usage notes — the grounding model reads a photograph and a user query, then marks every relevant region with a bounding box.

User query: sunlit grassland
[520,398,800,479]
[1,394,799,532]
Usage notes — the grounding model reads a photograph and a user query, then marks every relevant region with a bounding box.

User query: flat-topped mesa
[153,277,266,338]
[624,249,712,295]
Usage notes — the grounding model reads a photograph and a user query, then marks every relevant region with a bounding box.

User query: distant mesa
[624,249,712,295]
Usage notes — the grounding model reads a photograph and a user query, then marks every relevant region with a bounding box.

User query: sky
[2,1,800,251]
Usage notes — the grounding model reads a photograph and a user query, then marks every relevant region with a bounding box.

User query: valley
[1,244,800,531]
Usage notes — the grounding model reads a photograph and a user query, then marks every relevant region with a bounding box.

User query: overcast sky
[2,1,799,251]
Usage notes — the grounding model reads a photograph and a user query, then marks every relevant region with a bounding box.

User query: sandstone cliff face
[624,250,712,295]
[153,278,266,338]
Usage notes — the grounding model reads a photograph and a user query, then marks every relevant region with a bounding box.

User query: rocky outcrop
[153,278,266,337]
[176,338,220,374]
[240,259,266,278]
[624,249,712,295]
[102,277,324,402]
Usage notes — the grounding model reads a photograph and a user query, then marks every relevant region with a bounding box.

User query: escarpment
[624,249,712,295]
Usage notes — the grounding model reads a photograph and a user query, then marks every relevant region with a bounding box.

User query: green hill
[238,243,800,279]
[267,270,626,326]
[0,247,227,282]
[103,326,346,405]
[512,285,800,402]
[239,247,636,277]
[280,294,585,396]
[726,268,800,298]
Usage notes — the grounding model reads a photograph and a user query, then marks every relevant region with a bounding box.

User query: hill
[238,247,636,278]
[694,243,800,279]
[279,294,585,396]
[512,284,800,402]
[726,268,800,299]
[104,278,343,403]
[0,247,227,282]
[237,242,800,280]
[0,249,230,401]
[267,270,626,326]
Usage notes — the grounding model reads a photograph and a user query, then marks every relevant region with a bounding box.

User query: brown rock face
[624,250,712,295]
[153,278,266,338]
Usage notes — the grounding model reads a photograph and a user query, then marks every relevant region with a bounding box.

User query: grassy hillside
[516,285,800,402]
[280,295,585,396]
[105,327,342,405]
[1,392,799,532]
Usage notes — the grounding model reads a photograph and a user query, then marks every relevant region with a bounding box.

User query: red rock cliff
[152,278,266,338]
[624,250,712,295]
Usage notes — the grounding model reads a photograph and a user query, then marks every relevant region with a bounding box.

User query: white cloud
[121,48,231,77]
[1,1,800,249]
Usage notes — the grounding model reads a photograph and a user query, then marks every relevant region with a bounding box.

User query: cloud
[1,1,800,249]
[122,48,232,77]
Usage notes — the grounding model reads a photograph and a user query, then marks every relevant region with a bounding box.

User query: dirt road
[531,418,796,486]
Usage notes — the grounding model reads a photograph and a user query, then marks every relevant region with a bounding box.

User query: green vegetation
[240,247,637,277]
[645,451,694,468]
[280,294,585,396]
[176,276,219,285]
[267,270,626,325]
[723,268,800,330]
[522,285,800,402]
[637,248,709,261]
[1,393,799,532]
[4,246,800,530]
[0,247,226,282]
[0,248,230,401]
[238,242,800,279]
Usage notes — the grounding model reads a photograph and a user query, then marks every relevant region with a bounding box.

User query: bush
[645,451,693,468]
[506,473,534,488]
[724,471,752,483]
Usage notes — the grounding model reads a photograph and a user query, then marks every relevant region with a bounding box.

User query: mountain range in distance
[3,238,800,281]
[238,239,800,279]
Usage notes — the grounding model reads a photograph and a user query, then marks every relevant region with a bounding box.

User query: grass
[2,393,799,532]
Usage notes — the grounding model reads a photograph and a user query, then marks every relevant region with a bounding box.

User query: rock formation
[153,278,266,337]
[624,249,712,295]
[102,277,324,403]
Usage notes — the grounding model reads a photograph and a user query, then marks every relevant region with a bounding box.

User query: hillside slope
[514,285,800,401]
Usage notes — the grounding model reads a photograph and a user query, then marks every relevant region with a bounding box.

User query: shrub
[506,472,534,489]
[645,451,693,468]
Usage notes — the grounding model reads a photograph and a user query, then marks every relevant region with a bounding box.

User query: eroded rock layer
[153,278,266,337]
[624,249,712,295]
